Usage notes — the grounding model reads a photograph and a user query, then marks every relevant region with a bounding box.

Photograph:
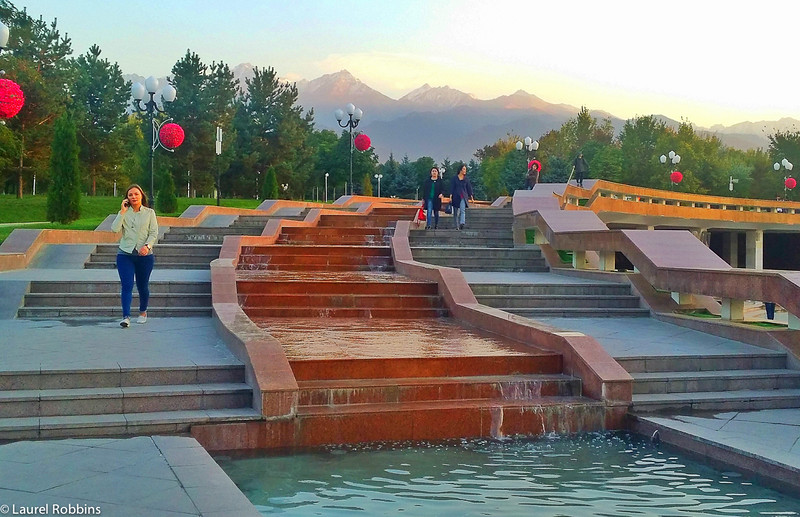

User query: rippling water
[215,432,800,516]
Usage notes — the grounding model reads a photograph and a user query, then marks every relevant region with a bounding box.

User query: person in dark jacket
[450,165,474,230]
[422,166,444,229]
[573,152,589,188]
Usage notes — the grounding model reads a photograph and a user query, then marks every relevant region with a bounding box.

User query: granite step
[245,306,446,318]
[631,369,800,394]
[616,353,787,373]
[477,294,642,309]
[0,408,262,440]
[297,373,581,406]
[470,283,633,296]
[631,389,800,413]
[0,383,252,418]
[506,307,650,318]
[291,397,608,446]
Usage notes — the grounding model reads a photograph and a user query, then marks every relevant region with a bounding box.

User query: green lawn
[0,195,263,244]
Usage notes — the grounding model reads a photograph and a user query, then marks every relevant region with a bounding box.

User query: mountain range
[127,66,797,162]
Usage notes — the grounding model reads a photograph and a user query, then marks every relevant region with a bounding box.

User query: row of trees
[2,1,799,219]
[472,107,799,201]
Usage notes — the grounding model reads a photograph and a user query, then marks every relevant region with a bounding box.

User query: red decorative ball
[158,123,184,149]
[786,177,797,190]
[528,159,542,172]
[0,78,25,119]
[670,171,683,183]
[354,133,371,151]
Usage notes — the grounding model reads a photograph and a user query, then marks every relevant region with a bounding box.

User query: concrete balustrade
[514,190,800,329]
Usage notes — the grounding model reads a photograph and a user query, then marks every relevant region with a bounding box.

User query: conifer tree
[262,166,279,199]
[46,112,81,224]
[156,168,178,213]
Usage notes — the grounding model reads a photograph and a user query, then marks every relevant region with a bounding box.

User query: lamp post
[324,173,329,203]
[187,170,191,198]
[515,136,540,161]
[660,151,682,187]
[335,103,363,196]
[281,183,289,199]
[374,173,383,197]
[131,76,177,202]
[773,159,794,199]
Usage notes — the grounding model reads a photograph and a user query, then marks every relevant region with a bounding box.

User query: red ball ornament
[354,133,371,151]
[670,171,683,183]
[158,123,184,149]
[0,78,25,119]
[786,177,797,190]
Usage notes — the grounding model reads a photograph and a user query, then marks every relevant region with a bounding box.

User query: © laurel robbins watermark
[0,503,101,515]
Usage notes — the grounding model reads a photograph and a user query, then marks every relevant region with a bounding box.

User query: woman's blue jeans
[425,199,439,227]
[116,252,154,317]
[453,198,467,227]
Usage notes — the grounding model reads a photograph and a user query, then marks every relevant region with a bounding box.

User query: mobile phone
[123,199,129,207]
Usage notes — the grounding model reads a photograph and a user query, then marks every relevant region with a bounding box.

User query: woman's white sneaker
[136,314,147,324]
[120,317,130,328]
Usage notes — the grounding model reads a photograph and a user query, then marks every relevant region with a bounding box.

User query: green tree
[618,115,668,187]
[46,112,81,223]
[0,2,72,198]
[156,168,178,213]
[262,166,279,199]
[362,173,373,197]
[71,44,130,195]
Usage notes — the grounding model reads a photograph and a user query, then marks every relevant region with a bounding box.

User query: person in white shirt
[110,184,158,328]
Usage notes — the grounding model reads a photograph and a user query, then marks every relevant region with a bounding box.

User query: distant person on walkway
[422,166,444,229]
[525,162,540,190]
[573,152,589,188]
[111,184,158,328]
[450,165,474,230]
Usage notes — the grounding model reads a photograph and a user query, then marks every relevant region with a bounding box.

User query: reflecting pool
[215,432,800,516]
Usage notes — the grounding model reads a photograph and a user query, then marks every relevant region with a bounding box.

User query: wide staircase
[16,280,212,319]
[472,282,650,318]
[622,349,800,413]
[410,206,548,272]
[0,362,259,440]
[236,207,612,446]
[85,243,221,269]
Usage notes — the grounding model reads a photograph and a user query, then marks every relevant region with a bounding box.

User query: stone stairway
[0,364,259,440]
[238,272,447,318]
[159,226,262,244]
[237,206,447,318]
[410,206,539,271]
[226,210,309,234]
[16,281,212,319]
[85,243,221,270]
[620,351,800,413]
[471,282,650,318]
[413,247,548,272]
[286,354,609,446]
[276,226,394,246]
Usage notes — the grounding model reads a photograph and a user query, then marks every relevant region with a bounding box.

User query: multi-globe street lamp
[131,76,177,201]
[374,173,383,197]
[334,103,363,196]
[774,158,795,199]
[660,151,682,186]
[515,136,539,160]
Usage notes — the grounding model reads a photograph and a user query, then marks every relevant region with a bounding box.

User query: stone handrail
[561,179,800,221]
[515,194,800,329]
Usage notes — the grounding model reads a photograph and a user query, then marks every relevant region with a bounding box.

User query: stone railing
[560,180,800,221]
[514,192,800,329]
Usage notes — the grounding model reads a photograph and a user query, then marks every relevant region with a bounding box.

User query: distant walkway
[0,221,49,227]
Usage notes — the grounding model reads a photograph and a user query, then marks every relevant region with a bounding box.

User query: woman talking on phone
[110,184,158,328]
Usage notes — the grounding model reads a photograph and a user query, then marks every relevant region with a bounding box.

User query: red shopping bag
[417,207,426,221]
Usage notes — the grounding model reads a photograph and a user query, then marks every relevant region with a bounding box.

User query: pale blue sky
[20,0,800,127]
